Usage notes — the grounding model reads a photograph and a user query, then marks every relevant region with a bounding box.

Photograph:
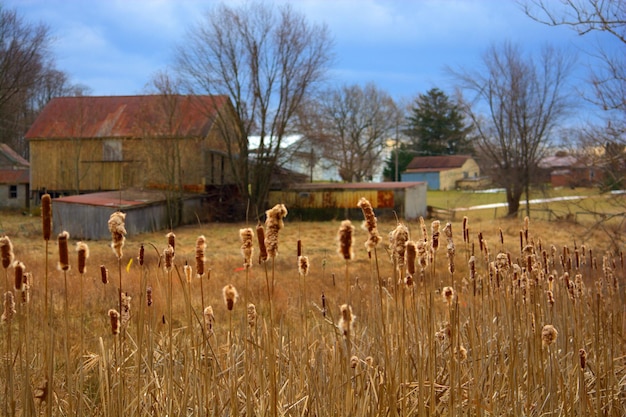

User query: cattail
[195,235,206,277]
[163,245,174,272]
[357,197,381,252]
[138,244,145,266]
[405,241,417,276]
[338,304,355,337]
[21,272,31,304]
[350,355,359,369]
[321,292,327,317]
[203,306,214,334]
[183,263,192,284]
[579,348,586,369]
[41,193,52,241]
[247,303,257,328]
[456,345,468,362]
[100,265,109,284]
[442,286,455,305]
[390,222,409,268]
[447,242,456,274]
[108,309,120,335]
[13,260,25,291]
[416,240,428,270]
[541,324,558,347]
[108,211,126,259]
[2,291,16,322]
[146,286,153,307]
[166,232,176,256]
[431,220,440,252]
[121,293,131,326]
[240,228,254,269]
[298,255,309,276]
[337,220,355,260]
[222,284,238,311]
[57,231,70,271]
[297,239,302,257]
[1,236,14,269]
[546,290,555,306]
[419,216,428,242]
[264,204,288,258]
[462,216,468,244]
[76,241,89,274]
[256,223,268,263]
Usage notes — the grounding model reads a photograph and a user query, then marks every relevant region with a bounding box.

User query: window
[9,185,17,199]
[103,140,123,161]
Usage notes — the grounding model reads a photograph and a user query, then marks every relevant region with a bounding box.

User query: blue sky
[5,0,620,124]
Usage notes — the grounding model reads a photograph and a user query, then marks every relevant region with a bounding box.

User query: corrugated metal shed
[269,181,427,220]
[52,189,205,240]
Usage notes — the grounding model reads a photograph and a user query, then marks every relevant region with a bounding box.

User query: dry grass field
[0,198,625,416]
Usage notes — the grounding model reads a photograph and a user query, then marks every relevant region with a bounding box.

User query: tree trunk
[506,186,523,217]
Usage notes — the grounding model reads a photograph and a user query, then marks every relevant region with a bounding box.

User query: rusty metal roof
[25,95,230,140]
[405,155,472,172]
[53,189,167,209]
[287,181,425,190]
[0,143,29,167]
[0,169,29,184]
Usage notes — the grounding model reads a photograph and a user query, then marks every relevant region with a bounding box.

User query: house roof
[0,143,29,167]
[538,155,580,169]
[0,169,29,184]
[405,155,473,172]
[25,95,230,140]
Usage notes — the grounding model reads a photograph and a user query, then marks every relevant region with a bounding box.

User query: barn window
[103,140,123,161]
[9,185,17,198]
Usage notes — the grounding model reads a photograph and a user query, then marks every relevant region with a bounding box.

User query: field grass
[0,197,625,416]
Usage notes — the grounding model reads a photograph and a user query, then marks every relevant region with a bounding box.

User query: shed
[268,181,427,220]
[402,155,479,190]
[0,143,30,209]
[52,189,207,240]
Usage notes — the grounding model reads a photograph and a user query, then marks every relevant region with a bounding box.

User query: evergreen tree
[406,88,473,155]
[383,144,417,181]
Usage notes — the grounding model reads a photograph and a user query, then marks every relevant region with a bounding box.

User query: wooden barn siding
[269,189,396,209]
[53,197,205,240]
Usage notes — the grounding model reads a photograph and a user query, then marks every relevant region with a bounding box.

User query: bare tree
[453,43,575,217]
[300,83,400,182]
[175,2,333,214]
[522,0,626,118]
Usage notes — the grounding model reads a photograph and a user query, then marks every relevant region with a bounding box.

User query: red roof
[0,143,30,167]
[405,155,473,172]
[0,169,29,184]
[25,95,230,140]
[54,190,166,208]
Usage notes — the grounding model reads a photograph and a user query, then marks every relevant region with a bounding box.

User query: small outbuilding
[0,144,30,209]
[402,155,480,190]
[268,181,427,220]
[52,189,207,240]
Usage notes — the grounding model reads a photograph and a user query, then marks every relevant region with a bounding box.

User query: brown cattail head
[146,286,153,307]
[195,235,206,277]
[138,244,145,266]
[456,345,468,362]
[21,272,31,304]
[416,240,428,270]
[166,232,176,258]
[1,236,14,269]
[338,303,355,337]
[256,223,268,263]
[350,355,359,369]
[247,303,257,328]
[547,290,555,306]
[163,245,174,272]
[431,220,440,251]
[41,194,52,241]
[337,220,355,261]
[462,216,468,243]
[108,309,120,335]
[541,324,558,347]
[405,241,417,276]
[297,239,302,257]
[222,284,238,311]
[108,211,126,259]
[264,204,288,258]
[579,348,586,369]
[57,231,70,271]
[203,306,214,335]
[2,291,16,322]
[100,265,109,284]
[76,241,89,274]
[239,228,254,269]
[13,260,25,291]
[420,216,428,242]
[298,255,309,276]
[321,292,327,317]
[390,222,409,268]
[357,197,381,252]
[183,263,192,284]
[442,286,455,305]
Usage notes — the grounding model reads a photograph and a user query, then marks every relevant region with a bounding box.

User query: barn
[52,189,207,240]
[402,155,480,190]
[268,182,427,220]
